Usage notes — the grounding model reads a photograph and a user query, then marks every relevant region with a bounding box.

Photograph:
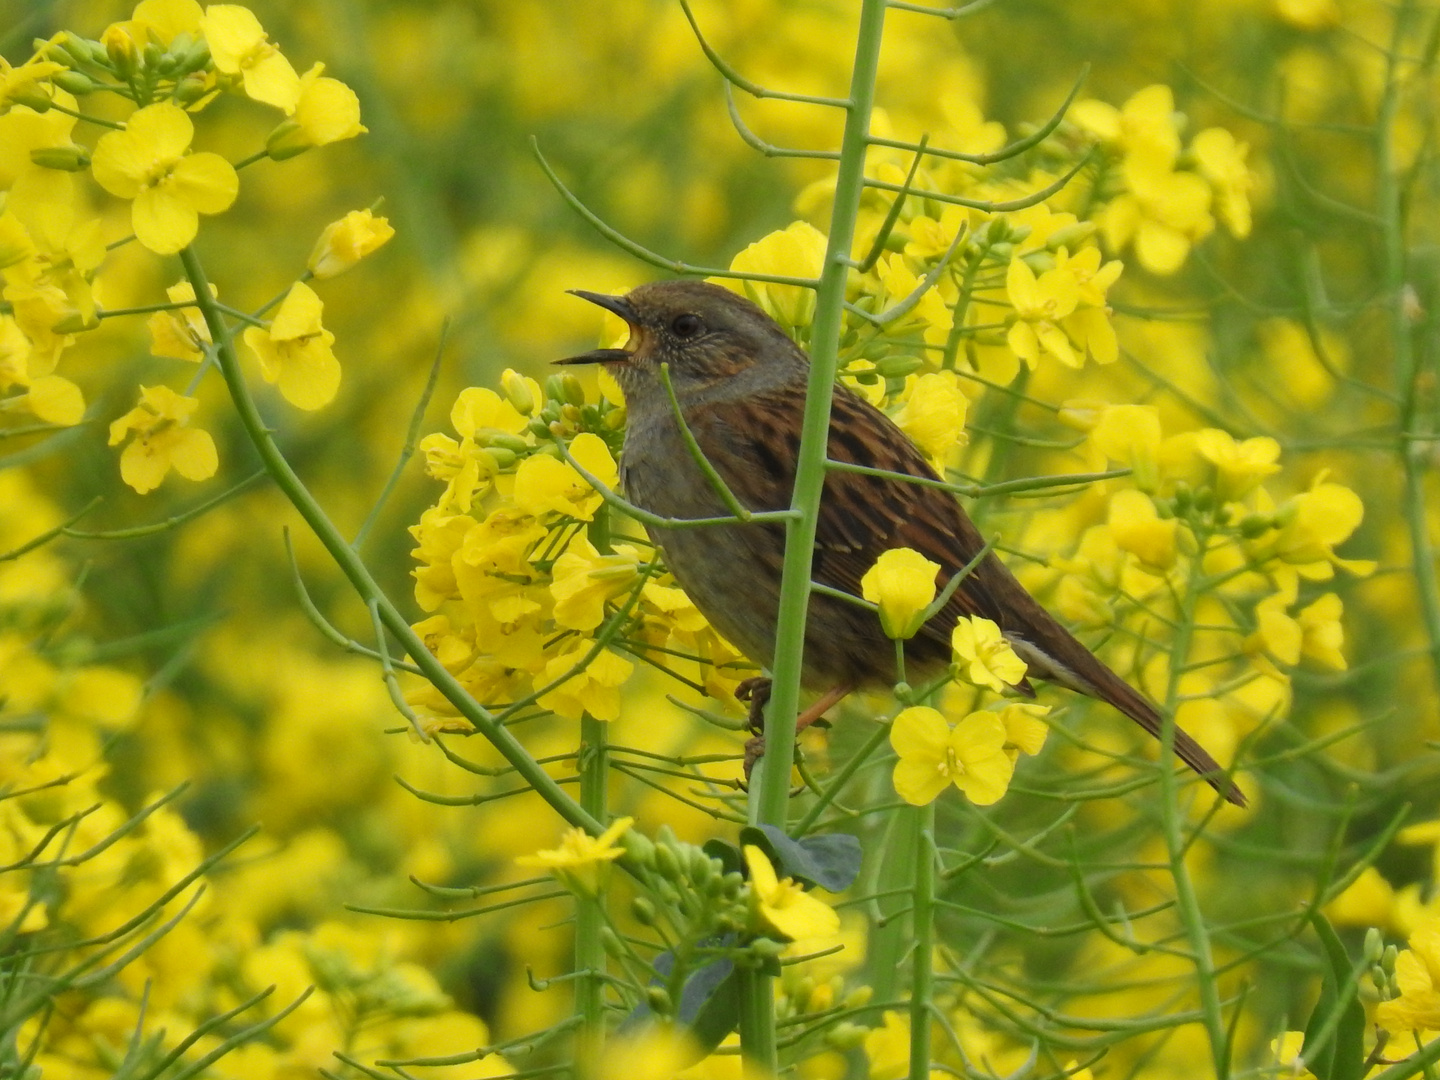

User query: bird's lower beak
[556,290,639,366]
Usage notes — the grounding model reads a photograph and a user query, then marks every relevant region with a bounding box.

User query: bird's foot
[734,676,771,734]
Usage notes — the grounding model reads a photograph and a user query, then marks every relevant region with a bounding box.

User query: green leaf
[619,941,738,1058]
[740,824,862,892]
[702,838,743,878]
[1299,909,1366,1080]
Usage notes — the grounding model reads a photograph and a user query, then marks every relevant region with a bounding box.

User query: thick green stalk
[738,3,886,1070]
[177,246,600,840]
[907,805,935,1080]
[750,0,887,827]
[735,964,778,1075]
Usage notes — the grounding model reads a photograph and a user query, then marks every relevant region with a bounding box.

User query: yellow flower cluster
[407,374,752,726]
[0,0,384,490]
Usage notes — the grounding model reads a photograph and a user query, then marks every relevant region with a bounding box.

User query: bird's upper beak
[555,290,639,365]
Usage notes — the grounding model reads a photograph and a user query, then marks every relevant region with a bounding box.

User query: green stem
[738,5,886,1071]
[751,0,886,827]
[574,712,609,1066]
[866,802,920,1004]
[908,804,935,1080]
[735,964,778,1075]
[1383,4,1440,697]
[177,245,600,841]
[1161,523,1228,1076]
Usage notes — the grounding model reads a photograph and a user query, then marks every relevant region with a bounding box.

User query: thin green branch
[178,244,603,842]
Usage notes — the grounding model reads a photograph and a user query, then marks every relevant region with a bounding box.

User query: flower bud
[622,830,656,867]
[645,986,673,1015]
[1239,513,1274,539]
[842,985,874,1009]
[142,41,164,70]
[1045,221,1098,251]
[825,1022,868,1051]
[1363,927,1384,965]
[8,86,52,112]
[53,33,98,68]
[600,927,626,958]
[500,369,536,415]
[876,354,925,378]
[481,447,516,471]
[482,432,530,455]
[630,896,657,926]
[29,145,90,171]
[50,69,98,95]
[560,374,586,408]
[101,26,137,75]
[688,849,715,885]
[179,37,211,73]
[750,937,786,960]
[653,843,681,881]
[174,74,211,107]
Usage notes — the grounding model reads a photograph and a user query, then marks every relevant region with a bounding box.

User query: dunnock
[559,280,1244,806]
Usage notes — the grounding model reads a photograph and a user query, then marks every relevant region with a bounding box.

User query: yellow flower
[997,702,1049,759]
[1295,592,1346,671]
[1005,256,1080,368]
[90,103,239,255]
[513,433,617,522]
[744,844,839,941]
[1323,866,1395,930]
[1194,428,1280,502]
[0,53,62,112]
[1088,404,1163,490]
[863,1011,910,1080]
[535,640,633,721]
[200,4,300,111]
[1376,919,1440,1034]
[1261,477,1375,580]
[1191,127,1254,238]
[107,384,218,494]
[241,280,340,410]
[550,537,641,632]
[307,209,394,279]
[723,221,825,327]
[267,63,367,159]
[950,616,1027,693]
[515,816,632,898]
[1107,489,1177,571]
[147,281,215,363]
[597,1025,702,1080]
[889,705,1014,806]
[891,371,968,464]
[1250,593,1303,666]
[860,547,940,640]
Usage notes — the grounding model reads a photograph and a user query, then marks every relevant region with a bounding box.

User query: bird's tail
[1009,632,1247,807]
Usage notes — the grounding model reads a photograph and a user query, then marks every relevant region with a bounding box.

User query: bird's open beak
[555,290,639,365]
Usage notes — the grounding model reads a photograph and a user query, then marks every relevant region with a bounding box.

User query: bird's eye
[670,313,704,339]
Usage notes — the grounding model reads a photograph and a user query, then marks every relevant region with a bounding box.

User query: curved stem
[908,805,935,1080]
[177,245,599,841]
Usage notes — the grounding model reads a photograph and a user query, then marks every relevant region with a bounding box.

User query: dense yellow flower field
[1,1,1436,1078]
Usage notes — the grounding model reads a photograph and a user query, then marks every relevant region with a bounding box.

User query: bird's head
[556,280,807,404]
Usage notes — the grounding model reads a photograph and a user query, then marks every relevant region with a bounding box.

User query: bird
[557,279,1245,806]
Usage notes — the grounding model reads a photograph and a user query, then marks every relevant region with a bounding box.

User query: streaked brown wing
[687,382,1007,650]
